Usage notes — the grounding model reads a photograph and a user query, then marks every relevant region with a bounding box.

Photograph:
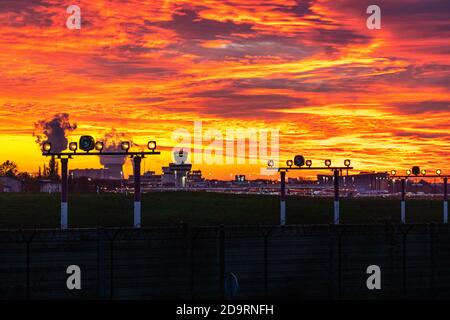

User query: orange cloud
[0,0,449,179]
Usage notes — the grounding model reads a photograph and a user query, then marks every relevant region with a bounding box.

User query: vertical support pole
[280,171,286,225]
[444,177,448,224]
[333,169,340,224]
[60,158,68,230]
[219,225,225,299]
[401,178,406,224]
[133,156,142,228]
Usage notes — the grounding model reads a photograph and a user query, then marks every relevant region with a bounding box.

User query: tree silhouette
[38,156,59,181]
[0,160,18,177]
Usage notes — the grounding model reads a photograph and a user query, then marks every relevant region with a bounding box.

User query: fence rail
[1,224,450,299]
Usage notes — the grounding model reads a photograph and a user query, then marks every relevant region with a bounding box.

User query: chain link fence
[1,224,450,299]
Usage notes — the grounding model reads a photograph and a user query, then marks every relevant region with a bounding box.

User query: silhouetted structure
[317,171,389,193]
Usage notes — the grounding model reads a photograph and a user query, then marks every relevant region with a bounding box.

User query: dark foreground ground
[0,192,445,228]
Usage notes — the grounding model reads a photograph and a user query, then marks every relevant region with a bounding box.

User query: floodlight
[267,160,274,167]
[69,142,77,152]
[95,141,104,151]
[293,155,305,167]
[412,166,420,176]
[42,142,52,152]
[344,159,351,167]
[79,136,95,152]
[421,169,426,176]
[147,141,156,151]
[325,159,331,167]
[406,169,411,176]
[121,141,131,151]
[436,169,442,176]
[391,170,396,176]
[306,160,312,168]
[286,160,293,167]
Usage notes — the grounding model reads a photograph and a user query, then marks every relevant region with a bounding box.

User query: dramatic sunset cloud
[0,0,449,178]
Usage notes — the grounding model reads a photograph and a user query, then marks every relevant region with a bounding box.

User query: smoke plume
[34,113,77,152]
[99,129,130,166]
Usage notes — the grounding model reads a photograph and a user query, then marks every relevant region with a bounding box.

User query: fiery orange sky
[0,0,449,179]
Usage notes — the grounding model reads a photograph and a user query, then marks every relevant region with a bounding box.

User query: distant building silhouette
[317,171,390,193]
[0,176,22,192]
[70,165,123,180]
[39,179,61,193]
[162,163,192,187]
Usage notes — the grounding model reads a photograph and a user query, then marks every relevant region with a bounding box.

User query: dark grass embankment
[0,192,444,228]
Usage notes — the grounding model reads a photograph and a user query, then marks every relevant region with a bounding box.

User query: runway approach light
[421,169,427,176]
[79,136,95,152]
[344,159,351,167]
[121,141,131,151]
[436,169,442,176]
[267,159,274,168]
[286,160,293,167]
[95,141,104,151]
[391,170,396,176]
[294,155,305,167]
[406,169,412,176]
[69,142,77,152]
[42,142,52,152]
[325,159,331,167]
[412,166,420,176]
[147,141,157,151]
[306,160,312,168]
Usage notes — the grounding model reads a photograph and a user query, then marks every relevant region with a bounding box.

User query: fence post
[263,228,273,299]
[400,226,413,299]
[21,230,36,300]
[337,227,343,299]
[190,228,197,300]
[328,224,336,299]
[97,228,108,300]
[218,225,225,299]
[328,225,345,299]
[105,229,121,300]
[429,223,436,299]
[110,237,114,300]
[386,223,395,298]
[25,239,31,300]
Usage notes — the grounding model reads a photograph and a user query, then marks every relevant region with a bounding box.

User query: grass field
[0,192,445,228]
[0,192,442,229]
